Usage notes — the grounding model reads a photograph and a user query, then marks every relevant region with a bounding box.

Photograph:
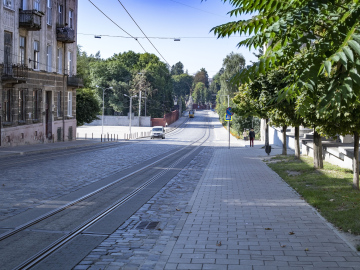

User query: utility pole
[138,90,141,126]
[124,94,137,136]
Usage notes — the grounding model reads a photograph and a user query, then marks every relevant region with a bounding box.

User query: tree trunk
[282,125,287,155]
[313,129,323,169]
[353,131,359,190]
[264,118,269,147]
[294,126,300,159]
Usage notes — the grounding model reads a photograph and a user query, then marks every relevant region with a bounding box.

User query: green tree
[172,73,193,97]
[171,61,184,75]
[76,88,100,126]
[194,68,209,88]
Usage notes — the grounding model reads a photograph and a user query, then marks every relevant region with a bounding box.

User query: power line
[116,0,170,66]
[168,0,227,18]
[87,0,147,53]
[78,33,250,39]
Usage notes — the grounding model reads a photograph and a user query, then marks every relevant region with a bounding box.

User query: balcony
[56,26,75,43]
[67,76,84,87]
[1,64,28,84]
[19,10,42,31]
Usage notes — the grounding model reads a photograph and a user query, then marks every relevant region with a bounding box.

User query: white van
[151,126,165,139]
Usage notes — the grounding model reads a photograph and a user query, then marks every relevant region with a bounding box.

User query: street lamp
[124,93,137,136]
[96,85,113,136]
[221,94,230,149]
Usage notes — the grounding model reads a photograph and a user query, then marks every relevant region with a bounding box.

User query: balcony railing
[19,10,42,31]
[1,64,28,83]
[56,26,75,43]
[67,76,84,87]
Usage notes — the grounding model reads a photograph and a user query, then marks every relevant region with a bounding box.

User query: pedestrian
[249,128,255,147]
[243,129,248,141]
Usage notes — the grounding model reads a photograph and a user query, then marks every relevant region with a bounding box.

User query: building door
[45,91,52,139]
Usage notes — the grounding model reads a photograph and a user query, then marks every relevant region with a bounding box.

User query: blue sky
[78,0,258,77]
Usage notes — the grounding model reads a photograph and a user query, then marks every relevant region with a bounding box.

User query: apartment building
[0,0,82,147]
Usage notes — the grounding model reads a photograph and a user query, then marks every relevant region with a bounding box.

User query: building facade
[0,0,82,147]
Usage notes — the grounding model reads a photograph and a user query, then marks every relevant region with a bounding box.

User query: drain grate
[136,221,160,230]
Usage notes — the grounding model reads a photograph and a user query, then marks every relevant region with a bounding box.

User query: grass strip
[265,155,360,235]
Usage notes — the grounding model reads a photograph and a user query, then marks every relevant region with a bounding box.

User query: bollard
[52,134,54,143]
[85,133,87,139]
[111,134,112,141]
[77,133,79,138]
[107,134,109,141]
[101,134,102,142]
[117,134,118,141]
[92,133,93,140]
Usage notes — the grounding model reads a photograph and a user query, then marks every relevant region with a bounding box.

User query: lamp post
[124,94,137,136]
[96,85,112,137]
[221,94,230,149]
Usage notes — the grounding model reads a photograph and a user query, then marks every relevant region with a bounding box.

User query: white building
[0,0,82,147]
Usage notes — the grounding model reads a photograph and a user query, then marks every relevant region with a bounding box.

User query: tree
[172,73,193,97]
[192,82,206,104]
[194,68,209,88]
[171,61,184,75]
[76,88,100,126]
[211,0,360,174]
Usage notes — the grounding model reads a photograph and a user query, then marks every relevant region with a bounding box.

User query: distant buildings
[0,0,82,147]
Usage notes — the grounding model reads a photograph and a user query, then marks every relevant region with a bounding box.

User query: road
[0,111,214,270]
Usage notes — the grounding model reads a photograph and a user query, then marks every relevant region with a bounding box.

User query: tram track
[0,114,210,270]
[0,117,190,169]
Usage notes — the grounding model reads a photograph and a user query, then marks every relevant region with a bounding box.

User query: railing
[56,26,75,43]
[67,76,84,87]
[1,64,28,81]
[19,10,42,30]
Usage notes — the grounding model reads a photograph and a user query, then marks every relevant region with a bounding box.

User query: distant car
[189,110,194,118]
[151,126,165,139]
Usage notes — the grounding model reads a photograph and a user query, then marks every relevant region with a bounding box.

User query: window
[47,0,52,25]
[57,48,62,73]
[69,9,73,28]
[33,89,41,120]
[67,91,72,116]
[19,36,26,65]
[3,0,13,9]
[46,45,52,72]
[33,41,39,69]
[21,0,28,9]
[4,32,12,70]
[58,4,63,25]
[19,89,27,121]
[3,89,12,122]
[57,91,62,117]
[67,51,72,76]
[34,0,40,11]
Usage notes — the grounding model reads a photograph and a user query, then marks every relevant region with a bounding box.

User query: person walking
[249,128,255,147]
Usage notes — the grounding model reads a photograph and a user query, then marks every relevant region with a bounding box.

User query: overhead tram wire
[87,0,147,53]
[78,33,250,39]
[116,0,170,66]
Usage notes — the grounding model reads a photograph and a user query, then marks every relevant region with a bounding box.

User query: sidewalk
[155,147,360,269]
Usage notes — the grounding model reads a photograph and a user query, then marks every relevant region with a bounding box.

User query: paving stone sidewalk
[156,145,360,270]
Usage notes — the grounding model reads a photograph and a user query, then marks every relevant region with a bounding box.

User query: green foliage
[172,73,193,97]
[171,61,184,75]
[194,68,210,88]
[76,49,174,118]
[76,88,100,126]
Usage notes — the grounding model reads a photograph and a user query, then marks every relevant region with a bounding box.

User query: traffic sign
[225,114,232,121]
[226,107,234,116]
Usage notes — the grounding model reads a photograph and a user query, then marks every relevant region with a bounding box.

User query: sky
[77,0,258,78]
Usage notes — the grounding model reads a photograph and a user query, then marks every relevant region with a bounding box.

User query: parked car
[151,126,165,139]
[189,110,194,118]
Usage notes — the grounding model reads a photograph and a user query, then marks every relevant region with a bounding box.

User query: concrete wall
[85,115,152,127]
